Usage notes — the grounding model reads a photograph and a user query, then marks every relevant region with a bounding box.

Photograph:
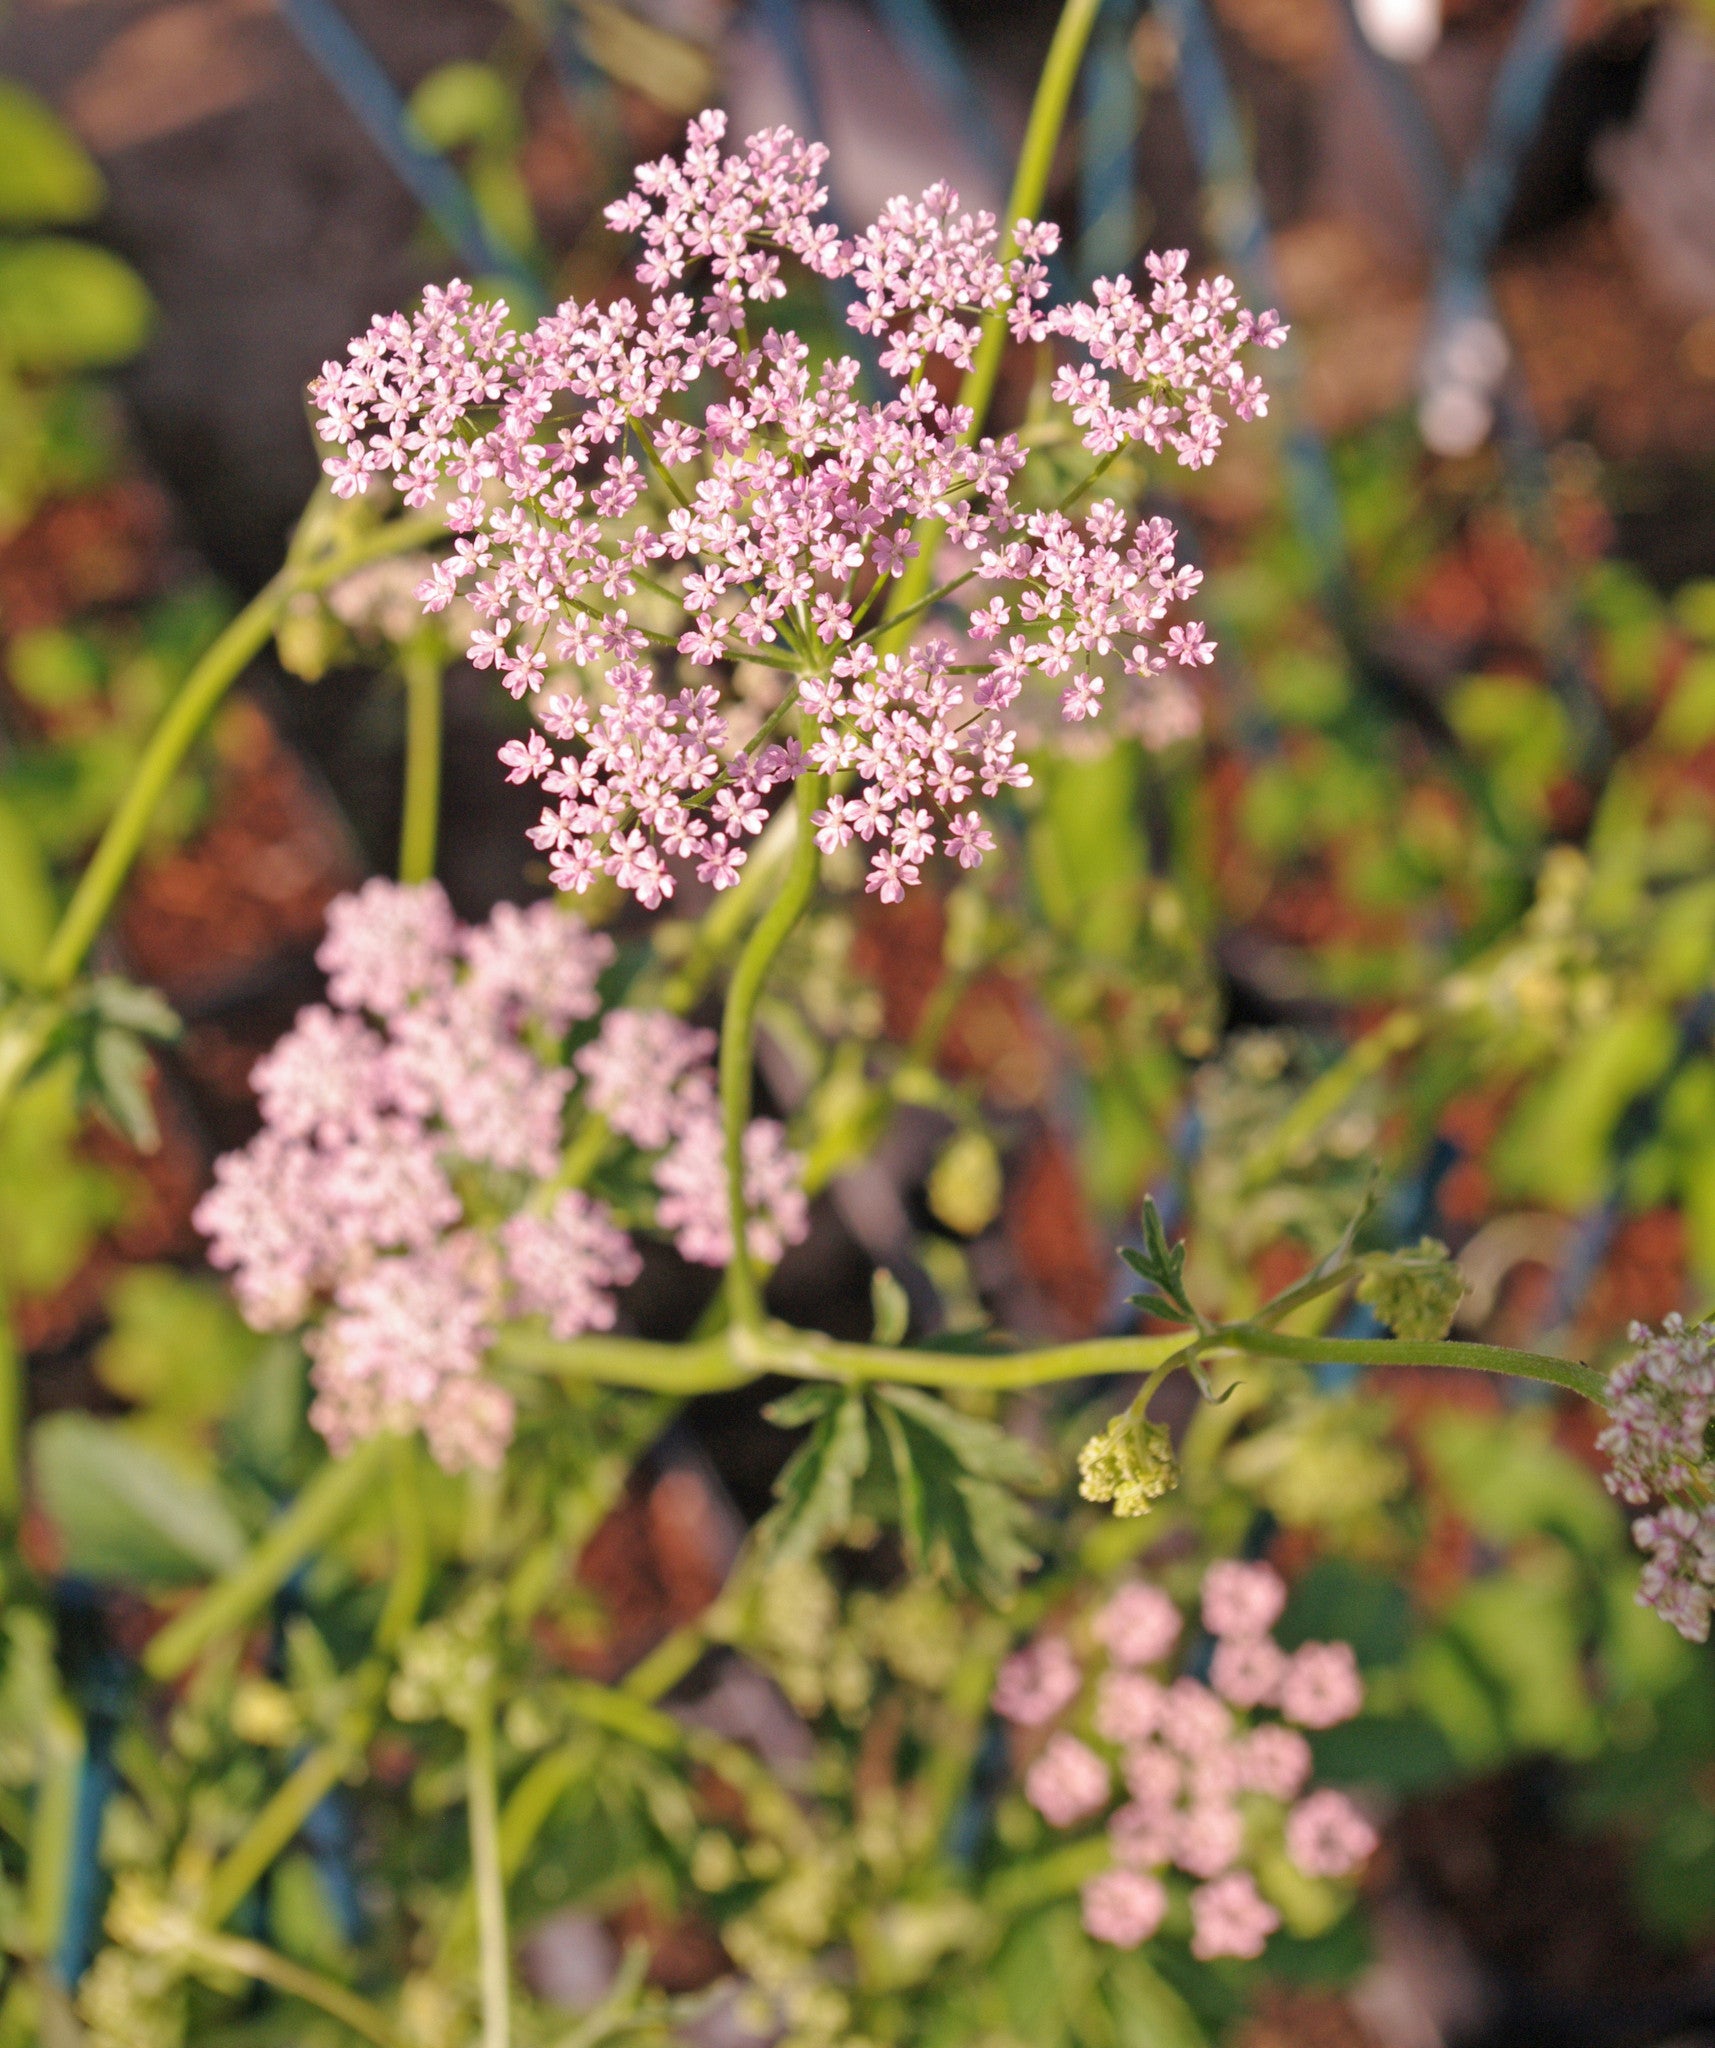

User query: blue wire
[277,0,543,314]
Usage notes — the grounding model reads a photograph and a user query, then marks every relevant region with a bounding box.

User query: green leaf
[0,84,104,227]
[0,795,54,982]
[0,237,151,372]
[1118,1194,1198,1324]
[1422,1408,1619,1559]
[94,1265,262,1425]
[32,1414,248,1583]
[875,1385,1042,1601]
[870,1265,912,1345]
[764,1387,870,1562]
[89,1023,158,1148]
[87,976,178,1040]
[1104,1950,1210,2048]
[408,61,523,153]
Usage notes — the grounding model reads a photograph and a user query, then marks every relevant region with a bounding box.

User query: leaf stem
[185,1924,407,2048]
[719,771,829,1330]
[467,1686,511,2048]
[202,1729,364,1930]
[37,508,445,994]
[959,0,1105,441]
[397,633,445,885]
[1218,1325,1608,1403]
[494,1318,1606,1405]
[143,1438,389,1682]
[881,0,1104,650]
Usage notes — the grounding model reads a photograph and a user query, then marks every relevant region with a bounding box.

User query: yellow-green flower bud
[1077,1410,1177,1517]
[1356,1238,1466,1340]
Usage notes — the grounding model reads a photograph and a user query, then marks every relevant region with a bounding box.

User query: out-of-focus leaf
[1422,1408,1619,1559]
[875,1385,1042,1602]
[408,61,521,152]
[0,1062,124,1297]
[1491,1005,1676,1208]
[762,1386,869,1562]
[0,84,104,226]
[0,796,54,980]
[32,1413,247,1583]
[572,0,713,113]
[95,1265,261,1425]
[1441,1549,1602,1759]
[1104,1948,1210,2048]
[0,237,151,371]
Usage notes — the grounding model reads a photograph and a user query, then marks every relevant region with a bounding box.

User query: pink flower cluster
[195,880,808,1471]
[310,111,1282,909]
[1598,1316,1715,1641]
[994,1563,1374,1961]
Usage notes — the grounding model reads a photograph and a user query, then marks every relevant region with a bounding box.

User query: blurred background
[3,1,1715,2043]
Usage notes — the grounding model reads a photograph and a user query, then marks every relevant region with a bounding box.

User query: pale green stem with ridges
[493,1317,1605,1405]
[882,0,1104,650]
[719,771,829,1331]
[36,508,446,996]
[467,1686,511,2048]
[397,632,445,886]
[202,1732,363,1931]
[23,1698,82,1965]
[173,1923,407,2048]
[143,1436,389,1681]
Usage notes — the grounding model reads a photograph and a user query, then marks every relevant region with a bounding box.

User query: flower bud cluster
[310,110,1282,911]
[1077,1408,1178,1517]
[993,1563,1373,1960]
[1355,1239,1466,1341]
[195,879,808,1472]
[1598,1315,1715,1641]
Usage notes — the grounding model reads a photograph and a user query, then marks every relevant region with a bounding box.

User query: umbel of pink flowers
[993,1562,1375,1960]
[311,110,1284,911]
[195,880,808,1471]
[1599,1314,1715,1641]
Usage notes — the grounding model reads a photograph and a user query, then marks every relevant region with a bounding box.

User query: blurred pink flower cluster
[993,1561,1374,1960]
[195,879,807,1471]
[1599,1315,1715,1641]
[310,110,1282,910]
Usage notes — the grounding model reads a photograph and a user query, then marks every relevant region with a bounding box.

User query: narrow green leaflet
[1119,1195,1199,1326]
[32,1414,248,1583]
[874,1384,1044,1602]
[761,1384,871,1562]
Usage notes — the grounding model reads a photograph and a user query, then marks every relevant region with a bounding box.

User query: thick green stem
[202,1731,364,1930]
[183,1926,406,2048]
[376,1436,430,1653]
[467,1688,511,2048]
[720,772,829,1330]
[36,509,445,994]
[494,1317,1606,1405]
[397,634,445,885]
[23,1699,82,1965]
[495,1325,1183,1394]
[41,574,288,989]
[143,1438,389,1682]
[658,797,800,1014]
[882,0,1103,649]
[958,0,1103,438]
[1220,1326,1607,1403]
